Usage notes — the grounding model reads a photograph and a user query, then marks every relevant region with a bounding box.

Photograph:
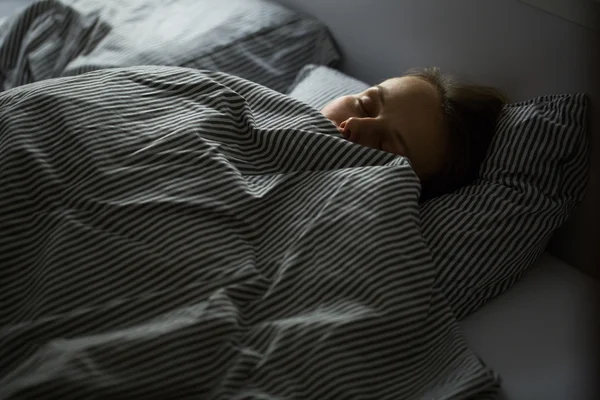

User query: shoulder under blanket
[0,66,498,399]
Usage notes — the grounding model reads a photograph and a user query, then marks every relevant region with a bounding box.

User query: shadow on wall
[518,0,600,31]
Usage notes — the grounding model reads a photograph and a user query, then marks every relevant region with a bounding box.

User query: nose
[339,117,381,149]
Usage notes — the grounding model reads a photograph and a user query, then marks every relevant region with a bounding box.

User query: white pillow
[287,64,369,109]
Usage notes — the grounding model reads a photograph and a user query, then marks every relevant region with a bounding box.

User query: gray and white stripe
[0,0,340,93]
[287,64,589,320]
[1,66,498,399]
[420,93,589,319]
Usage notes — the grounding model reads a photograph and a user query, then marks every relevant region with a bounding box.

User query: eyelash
[358,98,369,116]
[358,96,375,117]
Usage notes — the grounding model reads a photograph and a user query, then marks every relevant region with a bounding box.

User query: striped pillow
[420,94,589,319]
[288,65,589,319]
[0,0,340,93]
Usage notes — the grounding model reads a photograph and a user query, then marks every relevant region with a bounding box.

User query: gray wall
[274,0,599,277]
[519,0,599,31]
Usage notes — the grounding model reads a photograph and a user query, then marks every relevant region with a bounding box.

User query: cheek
[412,129,449,181]
[320,96,356,126]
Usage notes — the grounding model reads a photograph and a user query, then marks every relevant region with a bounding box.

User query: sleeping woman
[320,67,506,201]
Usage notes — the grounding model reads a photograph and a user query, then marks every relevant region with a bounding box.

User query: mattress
[460,251,599,400]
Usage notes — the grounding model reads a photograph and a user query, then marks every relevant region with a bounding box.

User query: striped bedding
[0,0,340,93]
[0,67,499,399]
[288,65,590,320]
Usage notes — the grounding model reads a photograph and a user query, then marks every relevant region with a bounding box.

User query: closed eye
[358,95,378,117]
[357,98,369,117]
[375,85,386,107]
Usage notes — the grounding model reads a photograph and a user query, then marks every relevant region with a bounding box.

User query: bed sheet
[461,251,599,400]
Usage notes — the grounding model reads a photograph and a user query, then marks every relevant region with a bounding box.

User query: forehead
[380,76,440,101]
[379,75,446,138]
[379,76,443,119]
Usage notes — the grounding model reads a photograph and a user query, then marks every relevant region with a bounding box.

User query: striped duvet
[0,67,499,399]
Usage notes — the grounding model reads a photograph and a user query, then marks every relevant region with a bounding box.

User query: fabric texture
[0,0,340,93]
[0,66,500,399]
[287,64,370,110]
[288,64,590,320]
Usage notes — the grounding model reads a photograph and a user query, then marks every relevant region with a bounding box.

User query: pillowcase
[287,64,370,109]
[0,0,340,93]
[288,64,589,319]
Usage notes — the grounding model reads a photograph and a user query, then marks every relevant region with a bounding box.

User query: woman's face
[320,76,449,183]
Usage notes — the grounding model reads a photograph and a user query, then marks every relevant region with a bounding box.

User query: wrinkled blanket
[0,67,499,399]
[0,0,339,93]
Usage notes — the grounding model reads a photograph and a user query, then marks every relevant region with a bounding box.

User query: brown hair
[404,67,507,201]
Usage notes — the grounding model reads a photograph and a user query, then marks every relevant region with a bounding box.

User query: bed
[0,1,598,400]
[461,252,598,400]
[275,1,600,399]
